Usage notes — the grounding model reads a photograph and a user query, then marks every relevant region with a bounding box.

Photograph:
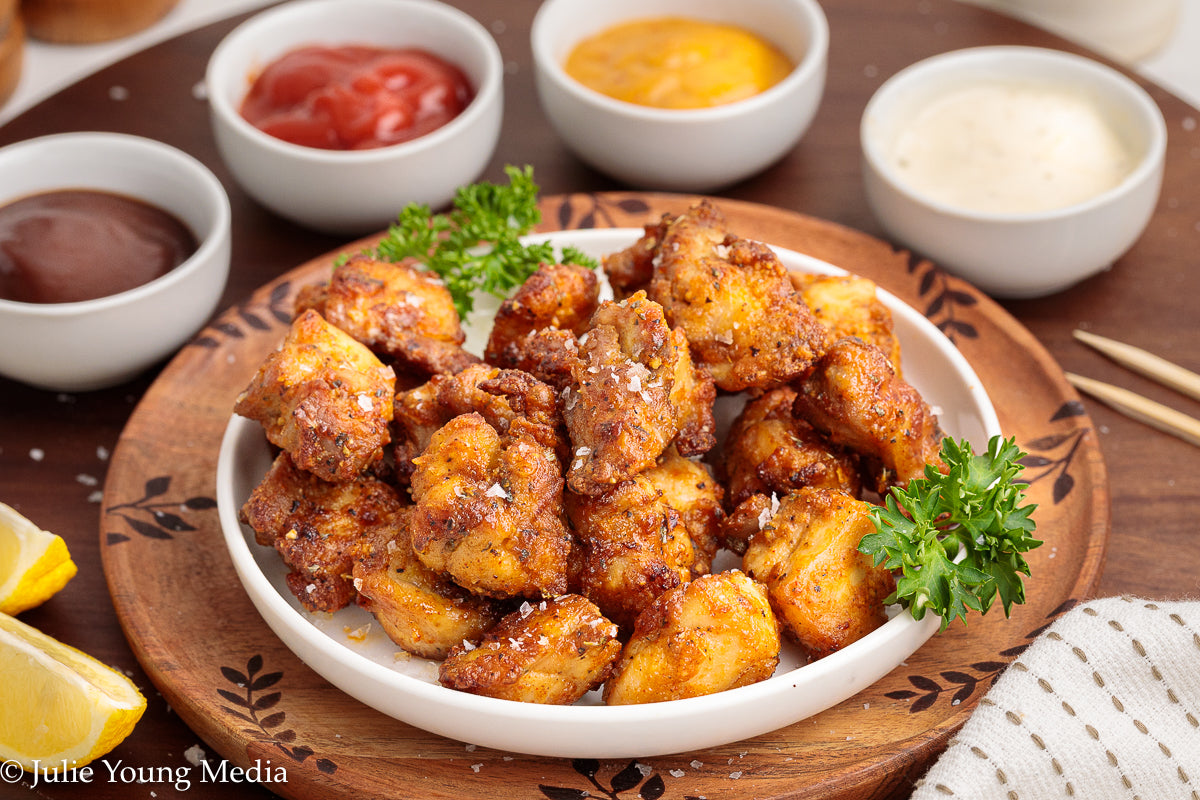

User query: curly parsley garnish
[351,165,597,317]
[859,435,1041,631]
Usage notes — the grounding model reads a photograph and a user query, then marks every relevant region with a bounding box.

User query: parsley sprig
[355,165,596,317]
[859,435,1041,631]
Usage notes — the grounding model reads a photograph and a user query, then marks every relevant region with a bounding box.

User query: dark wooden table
[2,1,1197,798]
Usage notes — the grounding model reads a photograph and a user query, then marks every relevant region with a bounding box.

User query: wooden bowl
[20,0,180,43]
[0,4,23,110]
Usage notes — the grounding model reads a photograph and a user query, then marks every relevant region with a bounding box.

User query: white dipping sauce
[888,82,1135,214]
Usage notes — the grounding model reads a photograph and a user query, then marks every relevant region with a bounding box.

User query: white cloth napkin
[910,596,1200,799]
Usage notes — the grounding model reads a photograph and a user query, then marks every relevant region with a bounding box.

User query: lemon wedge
[0,503,78,615]
[0,612,147,773]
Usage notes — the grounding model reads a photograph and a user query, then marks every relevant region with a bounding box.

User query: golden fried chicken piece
[742,488,896,661]
[391,363,563,484]
[565,447,723,630]
[439,594,622,704]
[484,263,600,389]
[721,387,861,514]
[795,273,902,376]
[352,511,505,660]
[240,452,403,613]
[563,291,715,496]
[319,255,481,376]
[235,309,395,483]
[602,570,781,705]
[635,201,830,392]
[792,337,945,492]
[410,412,575,599]
[602,225,658,299]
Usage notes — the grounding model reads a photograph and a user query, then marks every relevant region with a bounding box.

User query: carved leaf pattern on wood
[218,655,338,775]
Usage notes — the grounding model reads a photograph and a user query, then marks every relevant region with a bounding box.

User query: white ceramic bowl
[530,0,828,192]
[205,0,503,235]
[217,229,1001,759]
[861,46,1166,299]
[0,132,231,392]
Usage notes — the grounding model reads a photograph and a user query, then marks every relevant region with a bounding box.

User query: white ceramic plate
[216,228,1000,758]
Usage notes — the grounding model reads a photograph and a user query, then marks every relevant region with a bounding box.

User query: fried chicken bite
[409,412,575,599]
[602,570,781,705]
[391,363,563,484]
[240,452,404,613]
[313,254,481,376]
[742,488,896,661]
[484,263,600,389]
[563,291,715,496]
[565,447,723,630]
[439,594,621,704]
[633,200,829,392]
[235,309,395,483]
[721,387,861,514]
[792,337,945,492]
[795,273,902,376]
[602,224,658,299]
[352,509,506,660]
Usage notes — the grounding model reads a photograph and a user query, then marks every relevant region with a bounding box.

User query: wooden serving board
[100,193,1108,800]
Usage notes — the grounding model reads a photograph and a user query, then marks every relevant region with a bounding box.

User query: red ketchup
[239,45,475,150]
[0,190,198,304]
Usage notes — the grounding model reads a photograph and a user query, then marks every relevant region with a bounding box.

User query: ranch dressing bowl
[861,46,1165,299]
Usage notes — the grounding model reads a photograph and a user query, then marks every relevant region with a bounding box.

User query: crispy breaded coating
[602,570,781,705]
[439,594,621,704]
[563,291,715,496]
[792,337,944,492]
[637,200,830,392]
[721,387,862,514]
[602,225,658,299]
[240,452,404,613]
[565,447,723,630]
[410,412,575,599]
[484,263,600,388]
[795,273,903,376]
[352,512,505,660]
[742,488,896,660]
[320,255,481,376]
[235,309,395,483]
[391,363,563,484]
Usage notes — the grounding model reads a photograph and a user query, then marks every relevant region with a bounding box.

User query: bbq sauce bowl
[531,0,828,192]
[861,46,1166,299]
[0,133,231,392]
[205,0,503,235]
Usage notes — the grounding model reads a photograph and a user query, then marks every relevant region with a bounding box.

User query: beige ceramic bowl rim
[861,45,1167,224]
[0,132,231,317]
[530,0,829,122]
[204,0,503,165]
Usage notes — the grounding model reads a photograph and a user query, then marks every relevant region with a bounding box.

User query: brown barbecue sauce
[0,189,198,304]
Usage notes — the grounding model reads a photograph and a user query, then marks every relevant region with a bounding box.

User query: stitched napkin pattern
[910,596,1200,799]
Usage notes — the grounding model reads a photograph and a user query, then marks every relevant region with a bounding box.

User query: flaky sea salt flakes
[670,769,685,778]
[76,474,99,487]
[690,760,703,769]
[357,394,374,413]
[184,745,206,766]
[29,448,44,462]
[485,482,508,499]
[729,771,743,779]
[97,446,110,461]
[109,85,130,101]
[471,764,483,773]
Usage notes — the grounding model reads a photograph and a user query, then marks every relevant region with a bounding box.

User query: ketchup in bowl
[240,45,474,150]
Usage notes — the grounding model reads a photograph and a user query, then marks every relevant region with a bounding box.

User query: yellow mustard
[564,17,794,110]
